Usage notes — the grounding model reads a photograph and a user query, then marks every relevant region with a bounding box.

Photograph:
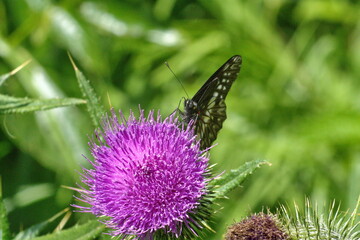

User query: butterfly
[183,55,242,150]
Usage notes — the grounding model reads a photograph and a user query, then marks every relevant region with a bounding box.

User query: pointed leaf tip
[0,60,32,87]
[67,52,78,71]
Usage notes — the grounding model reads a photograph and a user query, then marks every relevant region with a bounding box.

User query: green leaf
[31,220,104,240]
[0,94,86,114]
[210,159,268,200]
[0,178,11,240]
[14,221,49,240]
[69,54,105,128]
[13,208,69,240]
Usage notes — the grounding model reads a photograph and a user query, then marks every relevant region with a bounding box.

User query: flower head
[225,213,289,240]
[74,109,210,239]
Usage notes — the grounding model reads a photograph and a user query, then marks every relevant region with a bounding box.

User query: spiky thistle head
[224,198,360,240]
[73,109,213,239]
[278,199,360,240]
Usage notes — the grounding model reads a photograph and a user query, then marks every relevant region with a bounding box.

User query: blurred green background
[1,0,359,239]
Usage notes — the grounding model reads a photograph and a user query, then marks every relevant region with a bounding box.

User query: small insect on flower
[73,109,212,239]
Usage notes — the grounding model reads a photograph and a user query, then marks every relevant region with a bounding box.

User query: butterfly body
[183,55,242,150]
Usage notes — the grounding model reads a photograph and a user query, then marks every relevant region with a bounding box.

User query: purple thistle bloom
[74,109,210,239]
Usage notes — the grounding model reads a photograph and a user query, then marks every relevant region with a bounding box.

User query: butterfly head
[184,99,198,110]
[183,99,199,123]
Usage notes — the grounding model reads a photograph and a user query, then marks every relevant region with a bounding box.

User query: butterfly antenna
[164,61,190,99]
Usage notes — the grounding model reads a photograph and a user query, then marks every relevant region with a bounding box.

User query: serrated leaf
[0,94,86,114]
[210,159,268,200]
[69,54,105,128]
[31,220,104,240]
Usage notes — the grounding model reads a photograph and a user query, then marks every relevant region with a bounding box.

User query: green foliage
[14,209,70,240]
[0,94,85,114]
[0,179,11,240]
[210,159,268,200]
[0,62,86,114]
[69,54,105,128]
[31,220,104,240]
[0,0,359,239]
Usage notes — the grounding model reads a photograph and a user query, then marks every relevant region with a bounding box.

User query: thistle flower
[73,109,211,239]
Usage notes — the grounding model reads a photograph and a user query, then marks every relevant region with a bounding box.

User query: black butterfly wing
[184,55,242,150]
[192,55,242,104]
[194,96,227,150]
